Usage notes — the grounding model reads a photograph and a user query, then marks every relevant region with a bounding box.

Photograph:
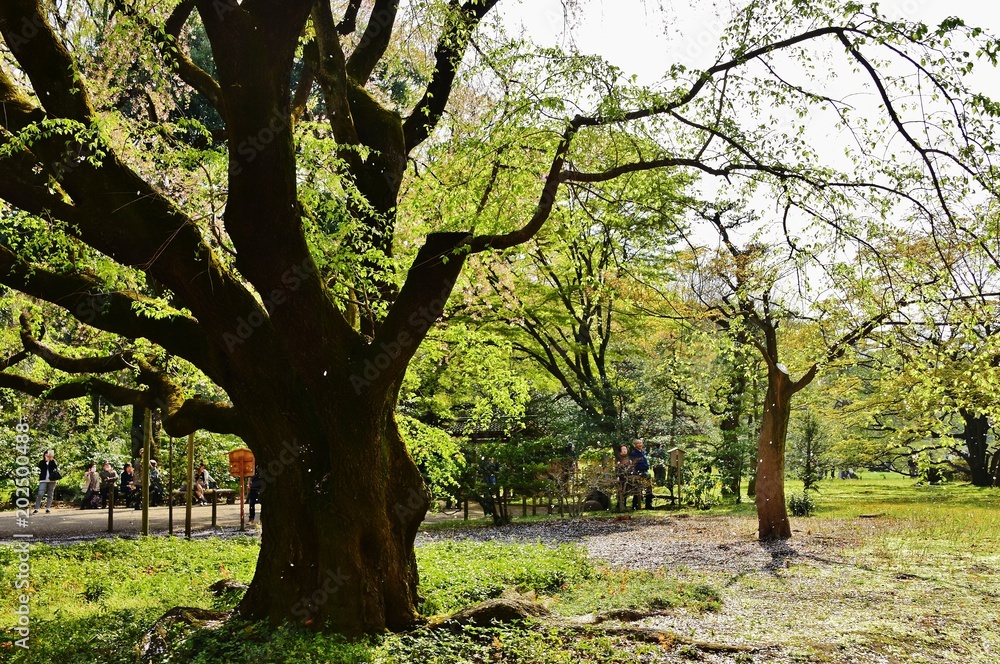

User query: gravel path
[417,514,845,576]
[417,514,913,663]
[6,506,845,580]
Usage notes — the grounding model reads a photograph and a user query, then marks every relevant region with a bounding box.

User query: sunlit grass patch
[553,567,721,615]
[0,536,260,663]
[416,540,721,618]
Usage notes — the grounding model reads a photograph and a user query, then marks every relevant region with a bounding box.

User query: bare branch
[312,1,361,147]
[345,0,399,86]
[338,0,363,35]
[113,0,226,114]
[0,0,95,122]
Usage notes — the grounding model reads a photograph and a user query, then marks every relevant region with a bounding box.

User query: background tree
[788,410,829,491]
[669,199,943,537]
[836,226,1000,485]
[462,167,687,446]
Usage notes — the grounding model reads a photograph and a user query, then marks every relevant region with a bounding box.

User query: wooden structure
[228,449,255,531]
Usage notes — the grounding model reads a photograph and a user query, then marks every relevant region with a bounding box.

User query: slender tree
[678,205,936,538]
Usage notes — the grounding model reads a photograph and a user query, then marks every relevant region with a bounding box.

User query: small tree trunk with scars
[755,365,793,540]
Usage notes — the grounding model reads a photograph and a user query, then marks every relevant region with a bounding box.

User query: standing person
[33,449,61,514]
[615,444,632,511]
[120,463,137,508]
[99,462,118,508]
[247,466,263,525]
[148,460,164,506]
[628,439,652,510]
[81,462,101,509]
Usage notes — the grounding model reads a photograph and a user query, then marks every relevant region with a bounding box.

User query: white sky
[500,0,1000,85]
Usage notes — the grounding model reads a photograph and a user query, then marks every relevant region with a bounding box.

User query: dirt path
[0,501,488,543]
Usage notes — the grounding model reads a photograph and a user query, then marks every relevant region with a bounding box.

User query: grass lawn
[1,475,999,662]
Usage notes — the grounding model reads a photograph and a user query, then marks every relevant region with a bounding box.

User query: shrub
[787,491,815,516]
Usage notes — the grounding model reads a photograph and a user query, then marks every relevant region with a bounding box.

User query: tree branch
[0,244,221,381]
[337,0,363,35]
[367,232,472,394]
[345,0,399,86]
[0,368,244,437]
[291,40,317,126]
[312,1,361,147]
[19,313,134,374]
[0,350,29,372]
[466,121,575,254]
[113,0,226,114]
[0,0,95,122]
[402,0,500,152]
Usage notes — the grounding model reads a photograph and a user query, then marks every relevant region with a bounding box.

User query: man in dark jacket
[120,463,137,508]
[627,440,653,510]
[247,467,264,525]
[33,449,60,514]
[99,462,118,508]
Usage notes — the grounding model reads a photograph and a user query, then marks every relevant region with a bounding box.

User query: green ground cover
[1,475,998,662]
[0,536,718,662]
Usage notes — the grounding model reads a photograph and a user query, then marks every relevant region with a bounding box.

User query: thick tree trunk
[235,389,428,634]
[227,233,468,634]
[959,409,993,487]
[755,366,793,540]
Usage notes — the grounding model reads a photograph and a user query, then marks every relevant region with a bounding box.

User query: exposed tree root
[553,613,774,653]
[436,598,776,655]
[137,597,775,661]
[137,606,230,664]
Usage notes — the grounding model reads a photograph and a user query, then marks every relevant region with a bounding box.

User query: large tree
[0,0,996,631]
